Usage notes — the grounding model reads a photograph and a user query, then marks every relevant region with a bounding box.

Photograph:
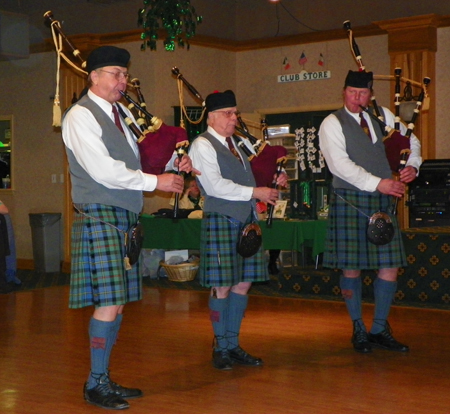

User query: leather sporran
[126,222,144,265]
[366,212,395,246]
[237,222,262,258]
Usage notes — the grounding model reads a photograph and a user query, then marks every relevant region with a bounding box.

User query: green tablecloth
[140,215,328,258]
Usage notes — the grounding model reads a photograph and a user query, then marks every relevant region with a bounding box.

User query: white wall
[0,26,446,263]
[236,35,390,113]
[0,52,65,261]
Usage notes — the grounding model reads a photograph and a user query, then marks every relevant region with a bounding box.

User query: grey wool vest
[63,96,143,214]
[332,107,392,194]
[196,132,256,223]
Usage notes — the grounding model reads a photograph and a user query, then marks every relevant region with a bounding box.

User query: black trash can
[29,213,62,273]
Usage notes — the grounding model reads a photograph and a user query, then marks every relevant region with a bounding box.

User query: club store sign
[278,70,331,83]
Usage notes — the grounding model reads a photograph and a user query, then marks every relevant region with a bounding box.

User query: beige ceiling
[2,0,450,46]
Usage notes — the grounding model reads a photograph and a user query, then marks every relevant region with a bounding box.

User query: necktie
[226,136,243,164]
[112,105,125,135]
[359,112,372,141]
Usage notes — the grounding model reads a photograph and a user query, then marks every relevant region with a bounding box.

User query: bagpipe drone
[44,11,189,178]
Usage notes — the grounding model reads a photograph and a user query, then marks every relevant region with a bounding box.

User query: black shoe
[352,327,372,354]
[229,346,263,366]
[268,262,279,275]
[368,323,409,352]
[212,349,233,370]
[109,380,143,399]
[84,381,130,410]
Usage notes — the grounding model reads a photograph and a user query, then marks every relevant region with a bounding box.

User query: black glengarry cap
[86,46,130,73]
[205,90,237,112]
[344,70,373,89]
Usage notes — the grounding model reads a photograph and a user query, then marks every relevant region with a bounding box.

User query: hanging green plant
[138,0,202,51]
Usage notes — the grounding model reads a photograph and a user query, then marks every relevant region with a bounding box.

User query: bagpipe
[172,66,287,225]
[343,20,431,174]
[171,66,265,160]
[44,10,189,176]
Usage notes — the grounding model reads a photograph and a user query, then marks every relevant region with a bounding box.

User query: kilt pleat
[198,212,268,287]
[323,189,406,270]
[69,203,141,309]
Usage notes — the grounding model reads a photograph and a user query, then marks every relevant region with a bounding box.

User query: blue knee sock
[209,296,229,351]
[87,317,116,389]
[371,278,397,334]
[340,275,365,331]
[104,314,123,372]
[226,292,248,349]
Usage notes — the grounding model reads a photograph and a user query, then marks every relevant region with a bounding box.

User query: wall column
[375,15,437,229]
[375,14,437,160]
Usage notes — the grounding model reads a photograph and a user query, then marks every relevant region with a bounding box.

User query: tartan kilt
[198,212,268,287]
[323,189,406,270]
[69,203,141,309]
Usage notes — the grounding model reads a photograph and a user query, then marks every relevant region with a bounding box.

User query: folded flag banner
[318,53,324,66]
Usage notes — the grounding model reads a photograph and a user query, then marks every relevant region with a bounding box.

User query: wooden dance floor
[0,285,449,414]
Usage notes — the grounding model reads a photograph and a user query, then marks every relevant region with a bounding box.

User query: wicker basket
[159,259,199,282]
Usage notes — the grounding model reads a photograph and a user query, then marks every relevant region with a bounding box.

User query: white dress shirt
[189,126,254,201]
[62,90,175,192]
[319,106,422,192]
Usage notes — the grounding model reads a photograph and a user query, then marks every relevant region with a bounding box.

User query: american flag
[298,52,307,65]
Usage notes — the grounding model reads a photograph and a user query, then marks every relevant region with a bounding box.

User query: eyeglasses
[99,69,130,81]
[213,110,240,118]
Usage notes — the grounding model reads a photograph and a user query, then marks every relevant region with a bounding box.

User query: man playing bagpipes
[62,45,199,410]
[189,90,286,370]
[319,70,421,354]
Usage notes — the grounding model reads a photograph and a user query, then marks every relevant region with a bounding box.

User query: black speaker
[408,159,450,227]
